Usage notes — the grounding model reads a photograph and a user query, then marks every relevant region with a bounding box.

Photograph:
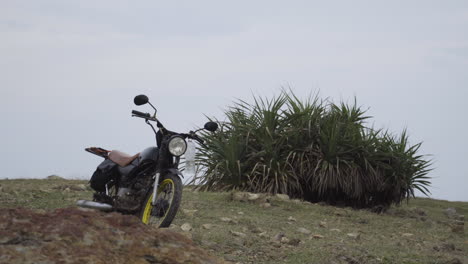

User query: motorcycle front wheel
[139,173,182,228]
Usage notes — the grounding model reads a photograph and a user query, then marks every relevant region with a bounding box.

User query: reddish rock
[0,208,226,264]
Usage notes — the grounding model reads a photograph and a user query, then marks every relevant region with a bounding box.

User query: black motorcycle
[77,94,217,227]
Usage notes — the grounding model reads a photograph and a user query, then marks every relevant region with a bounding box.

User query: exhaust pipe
[77,200,113,211]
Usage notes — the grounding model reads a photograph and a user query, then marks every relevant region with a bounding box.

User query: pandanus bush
[193,90,431,210]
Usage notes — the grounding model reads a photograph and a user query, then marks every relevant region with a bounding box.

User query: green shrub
[193,90,431,210]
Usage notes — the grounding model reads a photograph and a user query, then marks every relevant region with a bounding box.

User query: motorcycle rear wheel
[139,173,182,228]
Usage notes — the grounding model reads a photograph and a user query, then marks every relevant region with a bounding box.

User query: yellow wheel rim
[142,179,175,225]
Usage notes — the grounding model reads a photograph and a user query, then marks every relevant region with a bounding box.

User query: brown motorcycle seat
[108,150,140,167]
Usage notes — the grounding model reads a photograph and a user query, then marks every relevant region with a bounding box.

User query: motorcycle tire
[139,173,182,228]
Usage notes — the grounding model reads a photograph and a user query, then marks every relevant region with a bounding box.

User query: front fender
[166,168,184,178]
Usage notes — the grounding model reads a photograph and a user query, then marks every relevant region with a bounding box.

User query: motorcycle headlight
[168,136,187,157]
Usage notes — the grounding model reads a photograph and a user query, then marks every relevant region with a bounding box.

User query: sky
[1,1,467,201]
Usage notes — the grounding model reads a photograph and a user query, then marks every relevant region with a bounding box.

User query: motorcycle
[77,94,217,227]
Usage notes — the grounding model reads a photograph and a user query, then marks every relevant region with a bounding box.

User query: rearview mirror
[134,95,149,106]
[204,122,218,132]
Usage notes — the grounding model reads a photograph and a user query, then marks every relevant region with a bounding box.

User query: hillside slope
[0,178,466,264]
[0,207,225,264]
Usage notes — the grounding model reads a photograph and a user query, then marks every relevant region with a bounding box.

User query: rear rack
[85,147,110,158]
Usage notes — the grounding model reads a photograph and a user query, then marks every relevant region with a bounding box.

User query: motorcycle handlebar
[132,110,151,118]
[131,112,205,144]
[192,134,204,144]
[187,131,204,144]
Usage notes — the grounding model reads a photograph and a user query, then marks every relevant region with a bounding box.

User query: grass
[0,178,466,264]
[177,190,467,264]
[0,178,93,209]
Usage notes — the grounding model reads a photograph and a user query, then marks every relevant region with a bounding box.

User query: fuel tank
[118,146,158,187]
[139,146,158,163]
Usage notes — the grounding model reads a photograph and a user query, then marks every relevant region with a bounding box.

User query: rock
[401,233,414,237]
[232,250,243,256]
[444,208,458,219]
[181,223,193,232]
[231,192,264,203]
[287,216,297,222]
[46,175,64,180]
[347,233,360,240]
[272,232,285,242]
[182,209,198,217]
[275,193,290,200]
[456,214,464,221]
[258,232,269,238]
[319,221,327,228]
[231,192,247,202]
[69,184,87,191]
[220,217,237,224]
[202,224,213,230]
[230,230,247,238]
[0,208,224,264]
[280,237,290,244]
[247,193,261,201]
[297,227,311,235]
[312,234,324,239]
[237,211,244,215]
[330,228,341,232]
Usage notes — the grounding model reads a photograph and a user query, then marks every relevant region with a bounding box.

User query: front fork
[151,172,161,206]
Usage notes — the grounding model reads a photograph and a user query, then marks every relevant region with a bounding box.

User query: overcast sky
[1,1,467,201]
